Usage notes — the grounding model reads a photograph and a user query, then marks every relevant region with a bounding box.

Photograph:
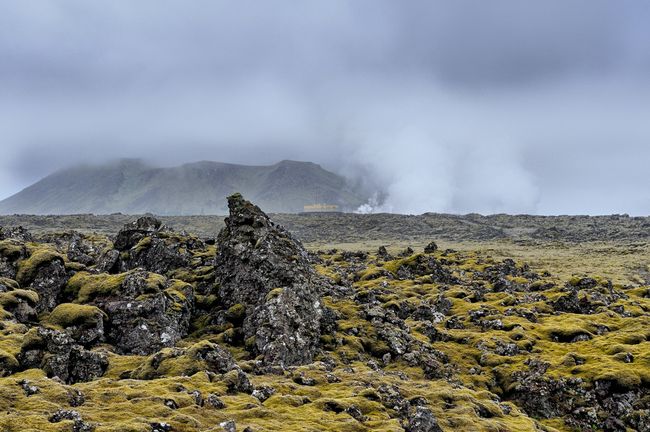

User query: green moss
[266,287,284,301]
[65,271,127,303]
[0,278,19,290]
[0,348,19,373]
[16,247,64,286]
[225,304,246,324]
[0,289,39,308]
[133,236,152,252]
[0,240,23,260]
[45,303,106,328]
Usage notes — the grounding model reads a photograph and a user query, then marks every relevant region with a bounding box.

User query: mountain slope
[0,159,367,215]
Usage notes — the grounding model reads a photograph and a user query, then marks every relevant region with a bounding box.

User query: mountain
[0,159,367,215]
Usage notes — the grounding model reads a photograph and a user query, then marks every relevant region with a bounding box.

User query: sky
[1,0,649,214]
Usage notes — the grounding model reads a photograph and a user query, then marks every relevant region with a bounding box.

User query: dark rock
[131,340,237,379]
[394,255,457,284]
[0,226,33,242]
[345,404,367,422]
[47,303,106,347]
[49,409,94,432]
[17,327,108,384]
[405,406,443,432]
[445,316,465,330]
[92,270,194,355]
[67,387,86,407]
[377,245,391,260]
[0,240,27,280]
[206,394,226,409]
[96,249,120,273]
[113,216,201,275]
[494,340,520,356]
[188,389,203,406]
[503,359,598,422]
[0,287,38,324]
[252,386,275,402]
[223,368,253,394]
[293,374,317,386]
[423,241,438,254]
[214,193,324,369]
[66,232,98,266]
[18,379,39,396]
[28,256,68,313]
[164,398,178,409]
[377,384,410,418]
[220,420,237,432]
[151,422,173,432]
[114,216,163,251]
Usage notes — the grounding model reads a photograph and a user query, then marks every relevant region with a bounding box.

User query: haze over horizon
[1,1,649,215]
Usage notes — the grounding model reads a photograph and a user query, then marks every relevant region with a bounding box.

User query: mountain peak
[0,160,367,215]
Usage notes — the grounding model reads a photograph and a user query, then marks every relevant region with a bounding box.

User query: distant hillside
[0,159,367,215]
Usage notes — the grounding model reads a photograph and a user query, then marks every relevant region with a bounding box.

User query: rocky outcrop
[214,193,324,369]
[112,216,195,275]
[17,327,108,384]
[0,226,34,242]
[45,303,107,347]
[131,340,253,394]
[0,286,38,323]
[503,359,649,431]
[27,256,68,313]
[88,271,194,355]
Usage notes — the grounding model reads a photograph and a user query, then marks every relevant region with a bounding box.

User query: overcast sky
[1,1,649,214]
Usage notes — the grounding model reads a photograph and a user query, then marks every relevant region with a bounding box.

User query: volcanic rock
[113,216,194,275]
[17,327,108,384]
[90,270,194,355]
[214,193,324,369]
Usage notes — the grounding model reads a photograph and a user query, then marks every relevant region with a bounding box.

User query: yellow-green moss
[16,247,64,285]
[0,240,23,260]
[0,277,19,290]
[65,272,127,303]
[45,303,106,328]
[0,289,39,308]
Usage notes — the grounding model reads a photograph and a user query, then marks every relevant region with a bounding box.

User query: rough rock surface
[91,271,194,355]
[17,327,108,384]
[131,341,252,394]
[112,216,194,275]
[214,193,324,368]
[28,257,68,313]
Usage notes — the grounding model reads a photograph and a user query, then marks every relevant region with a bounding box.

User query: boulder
[112,216,198,275]
[14,248,68,312]
[214,193,324,368]
[45,303,107,347]
[113,216,163,251]
[0,226,34,242]
[0,287,38,323]
[0,239,27,280]
[405,406,443,432]
[86,271,194,355]
[131,341,252,393]
[17,327,108,383]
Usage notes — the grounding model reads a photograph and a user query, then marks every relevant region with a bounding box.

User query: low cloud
[0,1,649,214]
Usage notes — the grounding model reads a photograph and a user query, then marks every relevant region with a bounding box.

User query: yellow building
[303,203,339,213]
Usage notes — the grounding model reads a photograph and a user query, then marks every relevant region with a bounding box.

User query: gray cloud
[0,0,649,214]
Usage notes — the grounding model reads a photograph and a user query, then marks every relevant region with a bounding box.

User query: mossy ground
[0,237,648,431]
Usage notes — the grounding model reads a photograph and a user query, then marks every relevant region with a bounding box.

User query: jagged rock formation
[67,270,194,355]
[17,327,108,384]
[111,216,195,274]
[214,193,324,368]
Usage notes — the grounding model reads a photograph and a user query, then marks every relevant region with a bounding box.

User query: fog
[1,0,649,214]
